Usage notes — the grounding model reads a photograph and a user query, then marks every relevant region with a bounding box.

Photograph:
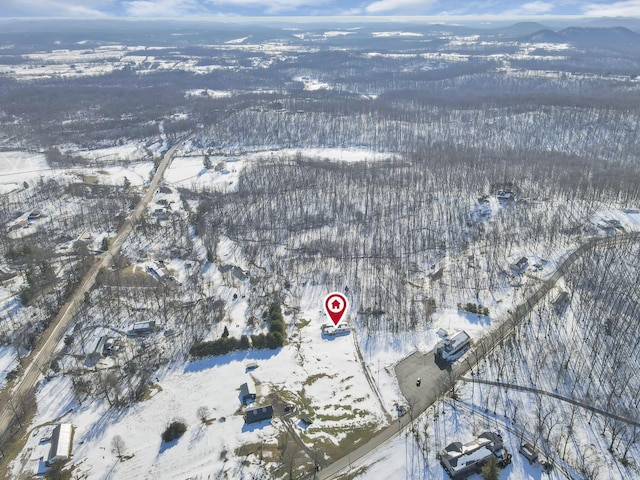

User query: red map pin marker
[324,292,348,326]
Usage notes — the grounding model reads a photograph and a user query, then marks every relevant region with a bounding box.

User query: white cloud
[502,1,556,15]
[365,0,438,14]
[205,0,331,14]
[583,0,640,16]
[0,0,112,17]
[123,0,208,16]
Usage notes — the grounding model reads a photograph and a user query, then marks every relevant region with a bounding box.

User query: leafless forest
[0,20,639,476]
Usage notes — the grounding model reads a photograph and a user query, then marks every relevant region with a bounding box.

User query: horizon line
[0,14,638,23]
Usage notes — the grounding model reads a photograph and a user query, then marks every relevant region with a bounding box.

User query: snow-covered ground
[0,147,156,191]
[166,148,398,192]
[0,346,18,390]
[63,143,154,163]
[348,396,568,480]
[358,308,492,413]
[0,151,50,190]
[71,162,154,187]
[165,156,242,192]
[11,280,386,479]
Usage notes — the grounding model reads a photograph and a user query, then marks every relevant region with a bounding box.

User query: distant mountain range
[521,26,640,55]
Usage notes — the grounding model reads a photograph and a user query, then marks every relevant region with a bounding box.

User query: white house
[47,423,72,465]
[435,330,471,362]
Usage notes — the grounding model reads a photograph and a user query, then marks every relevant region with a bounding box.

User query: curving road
[0,134,193,449]
[319,232,640,479]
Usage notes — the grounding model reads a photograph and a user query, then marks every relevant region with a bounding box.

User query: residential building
[244,405,273,424]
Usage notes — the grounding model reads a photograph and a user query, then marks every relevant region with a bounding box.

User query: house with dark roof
[244,405,273,424]
[240,378,257,404]
[510,257,529,273]
[439,431,511,479]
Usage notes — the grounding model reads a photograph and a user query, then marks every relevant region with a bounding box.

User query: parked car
[416,378,421,387]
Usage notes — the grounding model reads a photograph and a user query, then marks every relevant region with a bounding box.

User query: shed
[244,405,273,424]
[76,231,92,242]
[519,442,539,464]
[552,291,570,313]
[245,361,258,371]
[299,413,313,425]
[240,379,257,404]
[129,320,156,335]
[146,262,165,280]
[47,423,72,465]
[510,257,529,272]
[28,210,43,220]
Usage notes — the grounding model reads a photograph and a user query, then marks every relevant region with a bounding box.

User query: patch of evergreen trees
[190,302,286,358]
[457,302,490,317]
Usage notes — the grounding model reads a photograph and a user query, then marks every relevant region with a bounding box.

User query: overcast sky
[0,0,638,18]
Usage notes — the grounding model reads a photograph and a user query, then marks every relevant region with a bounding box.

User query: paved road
[319,232,640,479]
[0,134,192,446]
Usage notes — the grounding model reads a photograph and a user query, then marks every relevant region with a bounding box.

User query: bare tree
[111,435,126,460]
[197,406,210,424]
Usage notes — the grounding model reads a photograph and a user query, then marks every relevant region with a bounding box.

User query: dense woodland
[0,20,639,477]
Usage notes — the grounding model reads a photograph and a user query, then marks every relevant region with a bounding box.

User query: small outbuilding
[519,442,539,464]
[299,413,314,425]
[128,320,156,335]
[244,405,273,424]
[510,257,529,273]
[47,423,73,466]
[245,361,258,371]
[240,379,257,404]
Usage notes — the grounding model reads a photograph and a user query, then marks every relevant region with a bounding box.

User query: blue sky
[0,0,638,18]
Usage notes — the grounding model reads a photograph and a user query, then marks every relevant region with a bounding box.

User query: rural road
[0,134,193,447]
[319,231,640,479]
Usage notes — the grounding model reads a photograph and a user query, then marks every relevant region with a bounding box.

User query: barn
[47,423,73,466]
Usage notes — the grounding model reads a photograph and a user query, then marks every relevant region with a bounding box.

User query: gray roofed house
[439,432,511,479]
[244,405,273,424]
[240,378,257,404]
[128,320,156,336]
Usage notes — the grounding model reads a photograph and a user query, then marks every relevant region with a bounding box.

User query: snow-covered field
[81,163,154,187]
[0,145,156,191]
[13,309,386,479]
[0,151,50,191]
[166,148,398,192]
[63,143,155,163]
[165,156,242,192]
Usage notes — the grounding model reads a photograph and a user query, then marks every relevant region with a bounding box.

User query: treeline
[457,302,490,317]
[189,302,286,358]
